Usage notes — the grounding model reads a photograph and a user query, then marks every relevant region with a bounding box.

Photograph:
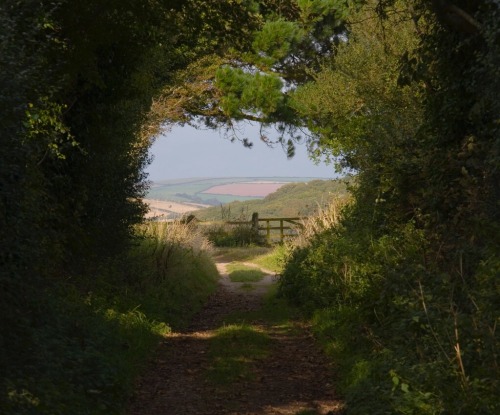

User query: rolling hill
[192,178,349,221]
[147,177,330,205]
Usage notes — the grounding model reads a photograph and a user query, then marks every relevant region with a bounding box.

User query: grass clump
[226,262,266,282]
[240,283,256,291]
[223,285,301,330]
[206,324,271,385]
[215,245,286,274]
[250,244,287,273]
[205,287,303,390]
[215,246,272,262]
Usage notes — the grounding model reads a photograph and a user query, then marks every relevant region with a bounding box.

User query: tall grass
[226,263,266,282]
[292,197,348,249]
[130,220,218,327]
[141,220,214,256]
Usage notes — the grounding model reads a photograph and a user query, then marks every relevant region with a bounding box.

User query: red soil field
[202,182,286,197]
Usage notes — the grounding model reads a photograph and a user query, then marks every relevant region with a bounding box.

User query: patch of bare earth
[127,260,343,415]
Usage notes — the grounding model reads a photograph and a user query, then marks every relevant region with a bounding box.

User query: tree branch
[432,0,481,34]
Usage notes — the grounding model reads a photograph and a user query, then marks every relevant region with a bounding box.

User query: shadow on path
[127,259,343,415]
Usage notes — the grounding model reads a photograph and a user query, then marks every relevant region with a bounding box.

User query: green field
[147,177,328,205]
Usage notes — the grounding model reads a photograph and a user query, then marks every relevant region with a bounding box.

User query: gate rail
[227,212,306,244]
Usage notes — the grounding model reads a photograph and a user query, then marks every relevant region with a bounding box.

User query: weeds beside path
[127,250,343,415]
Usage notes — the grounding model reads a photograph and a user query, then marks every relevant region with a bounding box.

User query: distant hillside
[193,178,349,221]
[147,177,331,205]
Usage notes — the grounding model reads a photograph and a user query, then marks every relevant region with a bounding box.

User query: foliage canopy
[277,1,500,413]
[1,0,499,413]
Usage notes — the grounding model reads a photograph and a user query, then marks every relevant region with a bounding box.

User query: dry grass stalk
[142,220,214,255]
[292,197,350,249]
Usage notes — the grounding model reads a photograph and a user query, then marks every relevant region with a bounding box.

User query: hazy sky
[146,123,337,181]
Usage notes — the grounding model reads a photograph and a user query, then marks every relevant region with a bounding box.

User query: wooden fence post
[251,212,259,232]
[251,212,259,243]
[266,219,271,244]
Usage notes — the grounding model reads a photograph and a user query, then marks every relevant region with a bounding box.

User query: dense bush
[0,1,266,413]
[0,222,218,414]
[280,199,500,414]
[279,1,499,413]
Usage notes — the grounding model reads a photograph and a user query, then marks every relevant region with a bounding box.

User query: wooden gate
[227,212,305,244]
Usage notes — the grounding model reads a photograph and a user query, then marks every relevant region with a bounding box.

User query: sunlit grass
[226,262,266,282]
[222,285,301,330]
[214,246,272,262]
[215,245,287,274]
[251,244,287,273]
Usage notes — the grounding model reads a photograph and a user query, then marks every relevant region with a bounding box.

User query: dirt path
[127,258,343,415]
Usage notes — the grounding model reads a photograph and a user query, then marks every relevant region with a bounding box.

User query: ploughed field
[201,182,286,197]
[147,177,320,206]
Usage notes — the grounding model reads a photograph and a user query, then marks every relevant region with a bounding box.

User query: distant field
[144,199,209,219]
[144,177,349,220]
[147,177,326,205]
